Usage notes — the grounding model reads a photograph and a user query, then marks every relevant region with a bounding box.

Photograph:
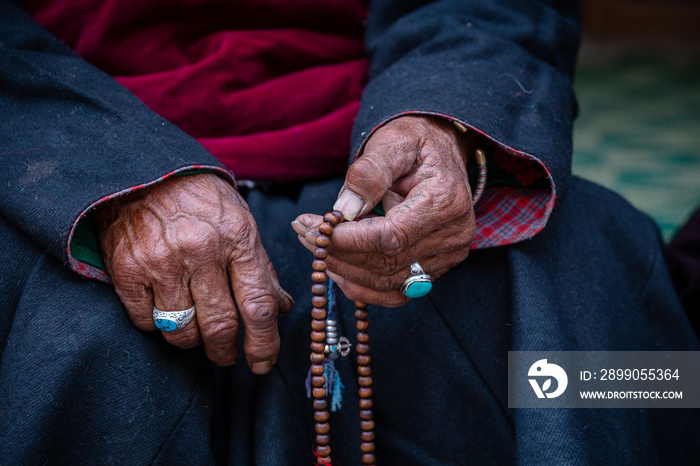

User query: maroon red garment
[27,0,369,181]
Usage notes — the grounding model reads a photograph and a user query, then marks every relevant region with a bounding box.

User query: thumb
[334,139,414,221]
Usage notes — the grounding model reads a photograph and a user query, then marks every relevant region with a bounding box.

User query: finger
[190,264,240,366]
[333,128,418,221]
[111,274,157,331]
[152,265,201,348]
[323,251,464,293]
[228,234,281,375]
[327,270,409,308]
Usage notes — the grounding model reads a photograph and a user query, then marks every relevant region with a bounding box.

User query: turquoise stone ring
[401,262,433,298]
[153,305,196,332]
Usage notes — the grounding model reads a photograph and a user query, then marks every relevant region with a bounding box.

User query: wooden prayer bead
[315,234,330,248]
[315,422,330,434]
[311,296,327,308]
[311,284,327,296]
[356,320,369,331]
[312,260,327,271]
[311,364,325,376]
[314,411,329,422]
[358,387,373,398]
[359,409,373,420]
[359,398,373,409]
[316,445,331,457]
[356,343,370,354]
[362,453,376,464]
[319,222,333,236]
[311,353,325,364]
[331,211,344,222]
[357,366,371,376]
[324,212,339,225]
[311,308,326,320]
[312,387,326,398]
[311,376,326,387]
[360,420,375,431]
[313,399,327,410]
[361,442,375,453]
[358,376,372,387]
[355,301,367,309]
[355,309,369,320]
[316,434,330,445]
[314,248,328,259]
[357,355,371,365]
[357,332,369,343]
[311,272,327,283]
[311,331,326,343]
[311,320,326,331]
[361,431,375,442]
[310,342,326,353]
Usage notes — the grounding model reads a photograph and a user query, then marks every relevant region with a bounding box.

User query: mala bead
[318,222,333,236]
[358,376,372,387]
[355,309,369,320]
[359,398,373,409]
[315,234,330,248]
[311,320,326,332]
[361,431,375,441]
[356,320,369,331]
[356,343,370,354]
[312,284,327,296]
[311,331,326,343]
[357,332,369,343]
[363,453,376,465]
[314,247,328,260]
[360,420,375,431]
[324,212,340,225]
[310,342,326,353]
[361,442,375,453]
[312,260,327,271]
[311,296,327,308]
[311,309,326,320]
[312,387,326,398]
[311,364,325,376]
[311,353,325,364]
[359,409,373,420]
[314,411,329,422]
[312,272,327,284]
[358,387,373,399]
[357,354,371,365]
[316,445,331,457]
[358,366,371,376]
[315,422,330,434]
[313,399,327,410]
[316,434,330,445]
[311,376,326,387]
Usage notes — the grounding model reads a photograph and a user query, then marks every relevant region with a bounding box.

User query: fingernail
[305,231,320,245]
[333,189,365,221]
[291,220,310,235]
[281,289,295,308]
[251,361,273,375]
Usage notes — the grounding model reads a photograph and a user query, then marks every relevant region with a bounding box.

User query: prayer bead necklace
[309,210,375,466]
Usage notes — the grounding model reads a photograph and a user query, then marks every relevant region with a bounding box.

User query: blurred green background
[572,50,700,241]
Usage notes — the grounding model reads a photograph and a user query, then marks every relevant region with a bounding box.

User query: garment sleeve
[353,0,581,248]
[0,0,235,281]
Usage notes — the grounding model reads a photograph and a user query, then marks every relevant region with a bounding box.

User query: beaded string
[308,142,486,465]
[309,210,375,466]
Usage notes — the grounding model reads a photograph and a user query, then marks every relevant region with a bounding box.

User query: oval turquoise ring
[153,305,196,332]
[400,262,433,298]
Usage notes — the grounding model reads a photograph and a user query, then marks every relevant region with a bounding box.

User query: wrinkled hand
[292,115,476,306]
[96,173,293,372]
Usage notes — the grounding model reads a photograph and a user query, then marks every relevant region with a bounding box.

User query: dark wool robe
[1,0,698,464]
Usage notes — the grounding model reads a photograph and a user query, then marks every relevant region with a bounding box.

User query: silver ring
[153,305,196,332]
[400,262,433,298]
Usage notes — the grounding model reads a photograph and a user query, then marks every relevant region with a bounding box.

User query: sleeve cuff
[353,111,555,249]
[67,165,236,282]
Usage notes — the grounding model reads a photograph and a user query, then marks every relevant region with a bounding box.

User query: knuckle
[164,328,200,348]
[379,220,409,256]
[201,321,237,345]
